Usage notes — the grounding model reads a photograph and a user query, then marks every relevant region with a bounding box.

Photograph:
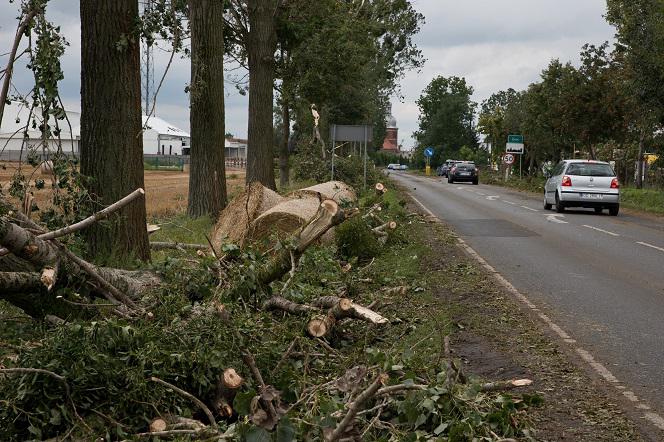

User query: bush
[292,140,382,190]
[335,216,380,262]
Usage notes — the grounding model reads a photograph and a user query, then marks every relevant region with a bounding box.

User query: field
[0,162,246,219]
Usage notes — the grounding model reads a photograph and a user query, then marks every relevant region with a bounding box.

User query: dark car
[448,162,479,185]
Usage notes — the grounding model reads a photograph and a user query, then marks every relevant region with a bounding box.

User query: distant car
[399,164,408,170]
[448,162,479,185]
[439,160,460,177]
[387,163,398,170]
[544,160,620,215]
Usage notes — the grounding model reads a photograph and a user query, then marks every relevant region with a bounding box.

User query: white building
[0,101,190,159]
[225,137,247,160]
[0,102,81,160]
[141,115,190,156]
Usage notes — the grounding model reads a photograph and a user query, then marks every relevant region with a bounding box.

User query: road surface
[391,171,664,423]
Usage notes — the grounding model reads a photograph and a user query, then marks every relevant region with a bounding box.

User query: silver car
[544,160,620,216]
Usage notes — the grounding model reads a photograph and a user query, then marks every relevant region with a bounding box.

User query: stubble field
[0,162,246,219]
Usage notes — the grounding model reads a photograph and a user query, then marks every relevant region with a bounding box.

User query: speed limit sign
[503,153,515,165]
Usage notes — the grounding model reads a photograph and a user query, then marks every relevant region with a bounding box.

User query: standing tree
[187,0,227,218]
[79,0,150,261]
[607,0,664,187]
[247,0,278,189]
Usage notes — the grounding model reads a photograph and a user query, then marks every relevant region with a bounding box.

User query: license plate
[580,193,603,199]
[460,172,470,176]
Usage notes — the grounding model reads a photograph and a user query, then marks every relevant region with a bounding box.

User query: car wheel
[555,192,565,213]
[594,207,603,214]
[609,204,619,216]
[543,193,552,210]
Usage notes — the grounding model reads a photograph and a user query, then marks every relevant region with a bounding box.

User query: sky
[0,0,617,150]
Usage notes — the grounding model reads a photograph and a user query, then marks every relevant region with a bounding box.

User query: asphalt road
[391,171,664,418]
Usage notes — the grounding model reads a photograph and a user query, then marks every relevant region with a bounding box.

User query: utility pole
[140,0,156,115]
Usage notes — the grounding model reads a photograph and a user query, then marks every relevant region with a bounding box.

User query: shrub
[335,216,380,262]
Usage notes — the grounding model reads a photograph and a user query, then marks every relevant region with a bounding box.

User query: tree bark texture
[246,0,277,190]
[79,0,150,261]
[187,0,227,218]
[279,97,290,188]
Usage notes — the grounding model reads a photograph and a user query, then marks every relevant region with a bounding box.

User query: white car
[544,160,620,216]
[399,164,408,170]
[387,163,399,170]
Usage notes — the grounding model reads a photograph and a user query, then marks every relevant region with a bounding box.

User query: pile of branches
[0,182,535,441]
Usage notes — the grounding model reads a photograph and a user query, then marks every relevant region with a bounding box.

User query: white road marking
[456,186,464,190]
[520,205,539,212]
[504,200,517,205]
[476,191,487,196]
[545,214,568,224]
[637,241,664,253]
[407,192,664,432]
[583,225,620,237]
[486,196,500,201]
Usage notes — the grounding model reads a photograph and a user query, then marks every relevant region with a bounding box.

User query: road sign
[424,147,434,158]
[503,153,515,165]
[506,134,524,154]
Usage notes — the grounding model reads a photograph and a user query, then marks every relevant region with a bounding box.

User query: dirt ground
[412,199,660,441]
[0,162,245,219]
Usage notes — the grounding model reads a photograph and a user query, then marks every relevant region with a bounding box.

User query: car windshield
[566,163,614,177]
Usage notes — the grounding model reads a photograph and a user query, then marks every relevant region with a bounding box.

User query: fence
[226,158,246,169]
[143,154,185,171]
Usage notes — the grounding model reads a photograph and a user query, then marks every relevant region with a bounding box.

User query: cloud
[394,0,616,149]
[1,0,617,149]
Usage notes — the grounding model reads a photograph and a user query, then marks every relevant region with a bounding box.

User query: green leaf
[276,416,296,442]
[433,422,448,435]
[234,389,256,416]
[245,426,271,442]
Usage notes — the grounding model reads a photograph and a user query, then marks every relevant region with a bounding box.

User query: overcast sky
[0,0,616,149]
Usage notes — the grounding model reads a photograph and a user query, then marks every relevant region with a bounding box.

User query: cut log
[374,183,386,195]
[372,221,397,234]
[311,296,388,325]
[214,368,244,418]
[212,182,286,248]
[480,379,533,392]
[246,197,321,242]
[149,418,168,433]
[307,314,336,338]
[231,200,346,300]
[288,181,357,204]
[263,296,320,316]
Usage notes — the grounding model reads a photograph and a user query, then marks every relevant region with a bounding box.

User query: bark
[213,368,244,417]
[263,296,319,315]
[187,0,227,218]
[311,296,389,325]
[279,96,290,188]
[246,0,278,190]
[79,0,150,261]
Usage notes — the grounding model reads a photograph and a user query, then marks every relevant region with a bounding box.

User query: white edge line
[407,193,664,431]
[583,225,620,237]
[520,205,539,212]
[637,241,664,253]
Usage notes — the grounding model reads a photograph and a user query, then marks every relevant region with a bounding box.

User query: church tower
[381,115,399,152]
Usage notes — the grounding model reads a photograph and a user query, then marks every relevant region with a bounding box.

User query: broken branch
[149,376,218,430]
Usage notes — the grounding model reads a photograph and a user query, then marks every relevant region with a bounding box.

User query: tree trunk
[187,0,227,218]
[246,0,277,190]
[79,0,150,261]
[279,97,290,188]
[636,127,645,189]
